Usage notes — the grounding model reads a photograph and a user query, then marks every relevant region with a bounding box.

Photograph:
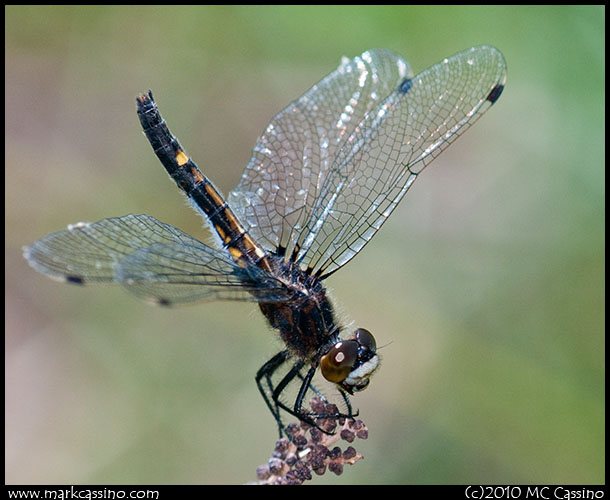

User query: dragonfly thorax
[259,256,338,361]
[258,256,380,394]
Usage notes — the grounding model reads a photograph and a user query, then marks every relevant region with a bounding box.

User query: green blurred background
[6,5,604,485]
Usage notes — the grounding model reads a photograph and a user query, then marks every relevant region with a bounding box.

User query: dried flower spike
[252,397,369,485]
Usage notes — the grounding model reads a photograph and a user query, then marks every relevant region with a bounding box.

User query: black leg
[256,351,359,438]
[255,350,291,436]
[337,387,358,420]
[292,364,318,417]
[295,371,329,403]
[256,353,324,437]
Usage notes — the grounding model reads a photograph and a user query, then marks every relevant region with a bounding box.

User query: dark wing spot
[66,276,85,285]
[486,84,504,104]
[398,78,413,94]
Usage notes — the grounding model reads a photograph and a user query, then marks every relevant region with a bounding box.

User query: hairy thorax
[258,256,338,361]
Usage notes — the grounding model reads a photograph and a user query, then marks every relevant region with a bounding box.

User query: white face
[342,354,380,392]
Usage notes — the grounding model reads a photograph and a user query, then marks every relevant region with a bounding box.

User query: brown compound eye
[320,340,359,383]
[354,328,376,352]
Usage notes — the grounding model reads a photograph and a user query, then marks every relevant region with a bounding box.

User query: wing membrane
[292,46,507,276]
[228,49,412,257]
[24,214,291,305]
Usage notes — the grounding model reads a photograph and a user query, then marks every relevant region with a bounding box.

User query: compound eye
[320,340,359,383]
[355,328,376,352]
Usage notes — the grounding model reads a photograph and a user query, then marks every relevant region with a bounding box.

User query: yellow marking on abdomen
[224,209,245,233]
[215,225,227,241]
[176,150,189,166]
[204,183,225,207]
[191,166,204,183]
[243,232,267,259]
[228,246,243,260]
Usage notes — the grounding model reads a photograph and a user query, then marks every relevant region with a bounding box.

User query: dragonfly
[24,46,506,437]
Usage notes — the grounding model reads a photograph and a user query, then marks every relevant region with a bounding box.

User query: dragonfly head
[320,328,380,394]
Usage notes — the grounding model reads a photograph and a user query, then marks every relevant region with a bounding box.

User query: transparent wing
[294,45,507,277]
[228,49,412,257]
[23,214,292,305]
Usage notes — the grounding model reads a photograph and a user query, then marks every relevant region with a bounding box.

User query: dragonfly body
[137,91,370,429]
[24,46,507,436]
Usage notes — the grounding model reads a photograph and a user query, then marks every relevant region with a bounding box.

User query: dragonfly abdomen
[137,91,271,272]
